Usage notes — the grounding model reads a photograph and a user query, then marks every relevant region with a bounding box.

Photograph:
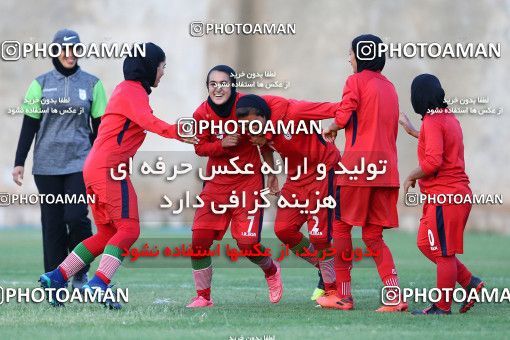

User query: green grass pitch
[0,228,509,339]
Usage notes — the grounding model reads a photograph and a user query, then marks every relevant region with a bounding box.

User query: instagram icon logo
[356,40,378,61]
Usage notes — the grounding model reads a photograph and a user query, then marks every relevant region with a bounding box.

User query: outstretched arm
[323,76,359,141]
[286,100,339,121]
[399,112,419,138]
[120,92,198,144]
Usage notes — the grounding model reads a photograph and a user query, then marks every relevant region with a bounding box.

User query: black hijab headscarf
[411,74,448,118]
[351,34,385,73]
[206,64,237,118]
[123,42,166,95]
[51,28,80,77]
[52,57,79,77]
[236,94,271,120]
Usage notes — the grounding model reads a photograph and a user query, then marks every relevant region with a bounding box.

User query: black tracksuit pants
[34,171,92,276]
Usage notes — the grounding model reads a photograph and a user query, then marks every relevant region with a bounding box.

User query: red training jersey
[83,80,178,185]
[262,95,341,186]
[193,92,264,185]
[334,70,400,187]
[417,110,471,195]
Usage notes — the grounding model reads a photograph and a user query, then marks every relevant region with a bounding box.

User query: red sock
[324,282,337,291]
[96,271,111,285]
[383,275,399,288]
[333,220,353,298]
[362,224,399,286]
[333,220,353,283]
[58,266,69,281]
[197,287,211,300]
[238,243,277,278]
[263,263,277,278]
[318,257,336,290]
[436,255,457,312]
[456,257,472,288]
[337,281,351,299]
[418,244,473,288]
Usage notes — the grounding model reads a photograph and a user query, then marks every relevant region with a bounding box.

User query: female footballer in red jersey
[400,74,484,315]
[39,43,198,308]
[319,34,406,312]
[187,65,282,308]
[235,94,341,302]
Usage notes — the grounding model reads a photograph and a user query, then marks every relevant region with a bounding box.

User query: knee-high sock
[192,260,213,300]
[289,235,320,267]
[318,257,336,291]
[362,224,399,288]
[417,243,473,288]
[333,219,353,298]
[190,229,216,300]
[312,241,336,291]
[58,222,116,280]
[436,255,457,311]
[455,258,473,288]
[95,218,140,284]
[275,222,321,267]
[239,243,277,277]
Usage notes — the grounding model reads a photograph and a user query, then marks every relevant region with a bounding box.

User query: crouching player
[187,65,282,308]
[319,34,406,312]
[235,94,341,302]
[39,43,198,308]
[400,74,484,315]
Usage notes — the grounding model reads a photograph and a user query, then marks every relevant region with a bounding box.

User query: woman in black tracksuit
[12,29,107,289]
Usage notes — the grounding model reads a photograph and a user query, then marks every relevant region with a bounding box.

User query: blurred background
[1,0,509,233]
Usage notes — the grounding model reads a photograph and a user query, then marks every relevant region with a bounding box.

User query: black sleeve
[14,115,40,167]
[89,116,101,145]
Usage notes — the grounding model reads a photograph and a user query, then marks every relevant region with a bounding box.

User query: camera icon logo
[356,40,377,61]
[177,118,197,138]
[405,192,419,207]
[0,193,11,206]
[1,41,21,61]
[381,286,401,306]
[190,22,205,37]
